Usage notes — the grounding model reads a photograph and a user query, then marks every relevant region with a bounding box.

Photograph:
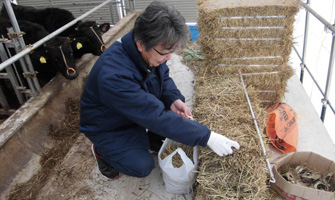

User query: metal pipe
[295,0,335,119]
[293,45,302,63]
[321,33,335,121]
[238,70,276,184]
[328,100,335,115]
[120,0,125,18]
[0,42,26,104]
[129,0,135,12]
[0,0,114,72]
[3,0,40,95]
[294,44,326,97]
[299,0,310,83]
[304,61,326,97]
[298,0,335,33]
[294,45,335,117]
[109,2,116,25]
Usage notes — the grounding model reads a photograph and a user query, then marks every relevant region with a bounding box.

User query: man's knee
[114,149,155,177]
[132,157,154,177]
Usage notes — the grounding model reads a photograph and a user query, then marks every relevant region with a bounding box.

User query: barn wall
[7,0,126,25]
[1,0,198,24]
[133,0,199,23]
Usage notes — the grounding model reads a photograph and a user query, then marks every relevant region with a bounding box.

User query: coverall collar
[121,30,153,77]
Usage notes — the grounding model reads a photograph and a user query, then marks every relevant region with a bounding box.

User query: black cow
[1,3,110,58]
[0,17,78,85]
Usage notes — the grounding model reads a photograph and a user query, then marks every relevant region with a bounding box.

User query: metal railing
[2,0,41,97]
[0,0,134,112]
[294,0,335,122]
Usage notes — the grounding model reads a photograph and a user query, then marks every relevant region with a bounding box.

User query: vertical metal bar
[132,0,135,12]
[5,65,26,104]
[300,0,310,83]
[0,0,114,72]
[0,43,25,104]
[109,2,115,25]
[8,28,42,96]
[3,41,25,87]
[128,0,133,12]
[7,28,41,96]
[49,0,54,6]
[120,0,125,18]
[238,70,276,184]
[3,0,41,96]
[130,0,135,12]
[321,33,335,121]
[297,0,335,121]
[0,86,10,111]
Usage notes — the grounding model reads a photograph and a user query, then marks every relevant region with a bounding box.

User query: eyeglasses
[153,47,174,57]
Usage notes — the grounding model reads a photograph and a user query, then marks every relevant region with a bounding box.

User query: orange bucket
[266,103,298,153]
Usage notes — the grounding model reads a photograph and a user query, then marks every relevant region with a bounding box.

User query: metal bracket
[16,86,26,91]
[300,63,306,70]
[24,44,35,54]
[324,24,335,34]
[321,98,328,106]
[22,71,38,78]
[0,38,11,43]
[15,87,33,97]
[7,31,25,39]
[17,88,32,95]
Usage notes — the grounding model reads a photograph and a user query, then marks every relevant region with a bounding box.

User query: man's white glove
[207,131,240,157]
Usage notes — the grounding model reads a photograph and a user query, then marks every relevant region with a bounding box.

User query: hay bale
[198,63,294,106]
[196,0,209,6]
[197,0,298,63]
[185,0,300,197]
[192,74,278,199]
[199,36,294,62]
[196,0,299,105]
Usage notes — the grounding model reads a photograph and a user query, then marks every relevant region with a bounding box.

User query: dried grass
[160,142,194,168]
[195,0,299,107]
[188,2,299,198]
[8,97,81,200]
[190,71,279,199]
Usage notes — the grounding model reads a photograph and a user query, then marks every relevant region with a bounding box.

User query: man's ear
[136,40,144,52]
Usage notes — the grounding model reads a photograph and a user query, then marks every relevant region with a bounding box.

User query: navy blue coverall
[79,30,211,177]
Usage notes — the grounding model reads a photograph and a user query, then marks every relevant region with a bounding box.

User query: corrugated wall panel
[133,0,198,23]
[2,0,126,25]
[1,0,198,24]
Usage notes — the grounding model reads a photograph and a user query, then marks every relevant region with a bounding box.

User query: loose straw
[238,70,276,183]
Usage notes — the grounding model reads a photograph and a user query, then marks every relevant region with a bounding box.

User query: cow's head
[70,37,90,58]
[75,21,110,56]
[44,37,78,80]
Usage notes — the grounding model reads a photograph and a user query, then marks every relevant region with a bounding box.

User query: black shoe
[91,144,119,180]
[147,131,165,153]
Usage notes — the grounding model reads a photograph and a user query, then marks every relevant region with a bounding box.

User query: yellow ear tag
[40,56,47,64]
[76,42,83,50]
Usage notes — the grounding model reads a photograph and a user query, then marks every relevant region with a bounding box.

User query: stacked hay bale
[197,0,299,106]
[190,0,299,198]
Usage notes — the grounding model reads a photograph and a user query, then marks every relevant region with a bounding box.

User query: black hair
[133,1,189,51]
